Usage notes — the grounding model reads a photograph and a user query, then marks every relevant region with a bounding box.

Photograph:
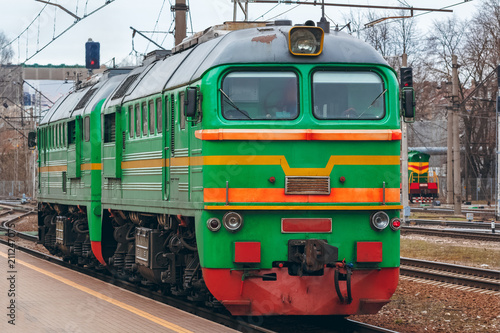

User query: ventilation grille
[74,88,97,110]
[285,176,330,195]
[111,74,139,100]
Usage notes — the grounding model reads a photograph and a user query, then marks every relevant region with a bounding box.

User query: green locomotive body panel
[194,63,401,270]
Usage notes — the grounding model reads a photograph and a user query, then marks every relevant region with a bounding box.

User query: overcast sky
[0,0,478,66]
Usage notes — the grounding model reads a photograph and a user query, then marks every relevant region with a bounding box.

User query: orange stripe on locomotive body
[80,163,102,171]
[121,159,163,169]
[204,187,400,204]
[195,129,402,141]
[202,267,399,316]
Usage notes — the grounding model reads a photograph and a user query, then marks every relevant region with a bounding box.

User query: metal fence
[464,178,496,203]
[438,177,496,203]
[0,181,30,198]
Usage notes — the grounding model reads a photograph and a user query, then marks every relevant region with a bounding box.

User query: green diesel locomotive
[34,21,413,316]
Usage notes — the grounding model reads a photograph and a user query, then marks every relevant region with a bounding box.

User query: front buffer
[203,265,398,316]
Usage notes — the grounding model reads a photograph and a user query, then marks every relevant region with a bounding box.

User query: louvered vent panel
[285,176,330,195]
[74,88,97,111]
[111,74,140,100]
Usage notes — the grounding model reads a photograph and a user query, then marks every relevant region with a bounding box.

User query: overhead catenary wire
[187,0,194,36]
[352,0,472,35]
[145,0,167,53]
[2,0,116,64]
[1,4,48,52]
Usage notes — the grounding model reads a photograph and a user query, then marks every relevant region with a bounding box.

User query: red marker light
[90,60,95,65]
[390,218,402,231]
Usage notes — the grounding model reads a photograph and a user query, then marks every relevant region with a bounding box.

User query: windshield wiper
[356,89,387,119]
[219,88,252,119]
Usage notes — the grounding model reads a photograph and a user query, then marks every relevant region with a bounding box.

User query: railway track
[411,206,495,218]
[400,257,500,293]
[401,226,500,241]
[0,232,394,332]
[0,202,38,241]
[408,219,498,229]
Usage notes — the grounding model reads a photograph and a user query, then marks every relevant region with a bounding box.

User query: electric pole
[233,0,250,21]
[452,55,462,215]
[496,65,500,220]
[172,0,188,46]
[447,79,454,205]
[401,53,409,222]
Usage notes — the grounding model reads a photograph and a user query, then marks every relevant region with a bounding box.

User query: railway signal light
[85,40,100,70]
[400,67,415,121]
[400,67,413,88]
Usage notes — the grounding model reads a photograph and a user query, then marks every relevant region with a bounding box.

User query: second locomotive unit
[34,20,414,316]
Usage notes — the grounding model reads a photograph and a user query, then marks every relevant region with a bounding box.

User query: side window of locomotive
[157,98,163,133]
[63,123,66,147]
[84,116,90,142]
[135,104,140,137]
[129,105,134,138]
[149,100,155,135]
[104,113,115,143]
[312,71,386,120]
[221,71,298,120]
[58,124,61,147]
[142,102,148,136]
[68,120,76,145]
[179,92,185,130]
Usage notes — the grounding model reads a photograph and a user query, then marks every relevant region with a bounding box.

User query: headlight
[222,212,243,232]
[370,211,390,231]
[206,218,221,232]
[288,26,324,56]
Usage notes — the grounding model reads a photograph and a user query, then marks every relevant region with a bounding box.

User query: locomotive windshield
[221,72,299,120]
[312,71,386,120]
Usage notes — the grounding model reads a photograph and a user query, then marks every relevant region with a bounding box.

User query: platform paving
[0,244,236,332]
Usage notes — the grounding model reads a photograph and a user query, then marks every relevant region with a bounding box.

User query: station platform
[0,244,236,332]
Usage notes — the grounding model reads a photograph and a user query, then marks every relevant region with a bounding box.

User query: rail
[400,257,500,291]
[401,226,500,241]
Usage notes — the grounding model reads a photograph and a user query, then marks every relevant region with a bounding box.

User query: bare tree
[363,11,394,58]
[425,17,468,79]
[0,31,13,64]
[460,0,500,190]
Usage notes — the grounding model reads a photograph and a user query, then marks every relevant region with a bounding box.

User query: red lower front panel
[203,267,399,316]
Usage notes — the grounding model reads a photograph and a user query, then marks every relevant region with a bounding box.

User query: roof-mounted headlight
[288,26,324,56]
